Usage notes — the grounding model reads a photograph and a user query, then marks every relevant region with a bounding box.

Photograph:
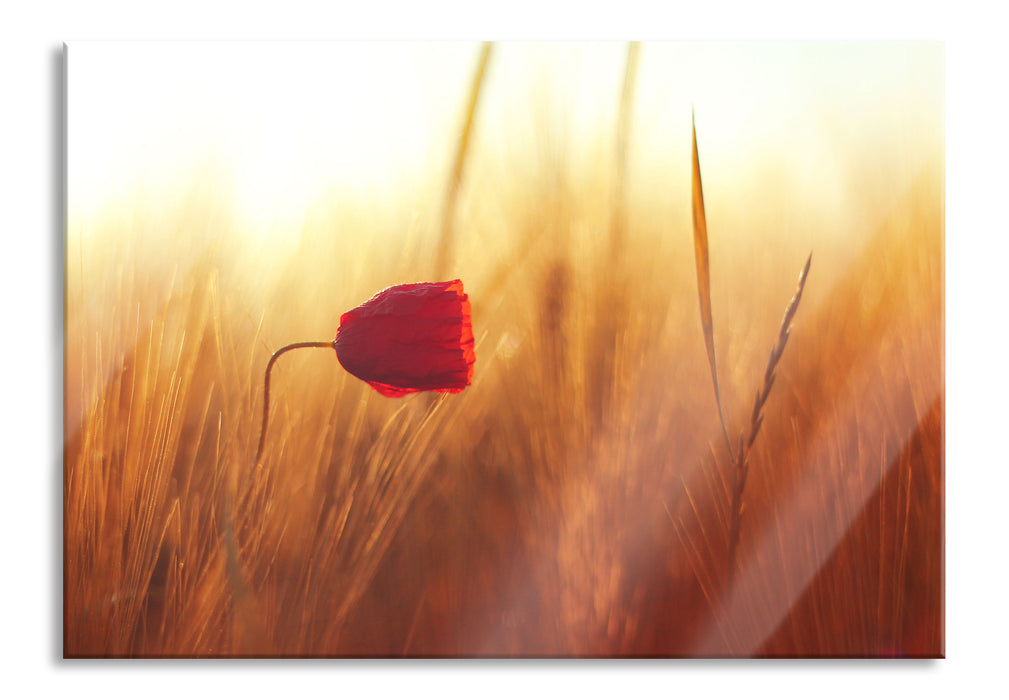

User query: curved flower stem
[253,341,335,469]
[224,340,335,653]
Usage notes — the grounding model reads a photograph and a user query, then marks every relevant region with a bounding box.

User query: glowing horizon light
[67,42,481,242]
[67,42,943,248]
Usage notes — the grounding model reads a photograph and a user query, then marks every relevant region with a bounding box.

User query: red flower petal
[334,279,475,398]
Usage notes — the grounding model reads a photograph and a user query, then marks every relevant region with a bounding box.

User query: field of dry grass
[64,43,943,657]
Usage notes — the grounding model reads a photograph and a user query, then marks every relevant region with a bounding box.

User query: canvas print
[64,42,943,657]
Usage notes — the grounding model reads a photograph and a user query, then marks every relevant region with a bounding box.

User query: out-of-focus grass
[64,48,943,657]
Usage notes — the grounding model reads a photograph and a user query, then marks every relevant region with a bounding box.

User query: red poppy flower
[333,279,475,398]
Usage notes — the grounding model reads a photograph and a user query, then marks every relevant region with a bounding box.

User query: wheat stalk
[689,111,812,580]
[726,253,812,576]
[434,41,493,279]
[609,41,640,257]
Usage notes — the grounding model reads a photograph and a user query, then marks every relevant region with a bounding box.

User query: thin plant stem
[223,339,335,654]
[726,254,812,578]
[253,341,335,469]
[609,41,640,257]
[435,41,493,279]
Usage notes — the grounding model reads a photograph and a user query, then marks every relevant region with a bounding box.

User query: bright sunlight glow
[68,42,942,246]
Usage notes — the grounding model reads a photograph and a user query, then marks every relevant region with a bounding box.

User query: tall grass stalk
[690,109,735,463]
[689,112,812,580]
[725,254,812,576]
[434,41,493,279]
[609,41,640,257]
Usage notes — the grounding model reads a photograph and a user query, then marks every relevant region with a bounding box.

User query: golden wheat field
[64,41,943,657]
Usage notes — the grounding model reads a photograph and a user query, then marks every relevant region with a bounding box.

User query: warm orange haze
[64,41,943,657]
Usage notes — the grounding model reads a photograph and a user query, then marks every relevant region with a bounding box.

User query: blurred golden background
[65,41,942,657]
